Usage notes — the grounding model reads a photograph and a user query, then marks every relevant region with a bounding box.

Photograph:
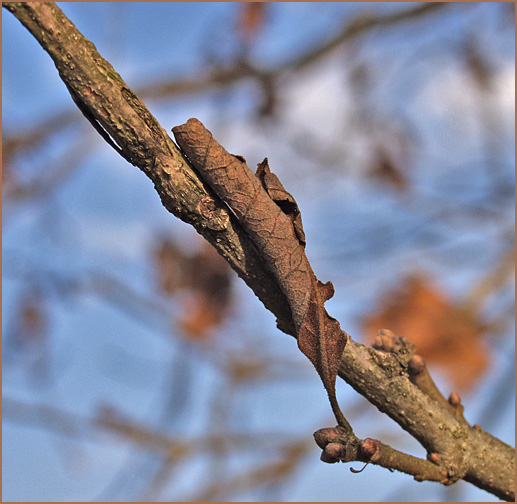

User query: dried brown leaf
[172,118,349,428]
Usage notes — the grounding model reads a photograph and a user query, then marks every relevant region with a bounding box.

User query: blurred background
[2,2,515,501]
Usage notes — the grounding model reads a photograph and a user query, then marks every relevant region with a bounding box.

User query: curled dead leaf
[173,118,349,428]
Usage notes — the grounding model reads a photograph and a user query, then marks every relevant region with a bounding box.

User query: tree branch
[4,2,514,501]
[339,336,514,501]
[314,427,449,483]
[2,1,296,337]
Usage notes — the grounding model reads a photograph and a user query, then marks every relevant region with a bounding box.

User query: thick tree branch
[339,337,514,501]
[4,3,514,501]
[3,1,296,337]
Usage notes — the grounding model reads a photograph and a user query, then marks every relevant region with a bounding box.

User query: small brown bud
[448,391,461,407]
[382,337,394,352]
[379,328,394,338]
[324,442,345,461]
[361,438,381,462]
[320,451,338,464]
[373,334,383,349]
[408,354,426,375]
[428,452,441,464]
[313,427,341,449]
[392,338,403,352]
[372,329,396,352]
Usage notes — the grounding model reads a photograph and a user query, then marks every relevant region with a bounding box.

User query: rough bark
[2,1,296,336]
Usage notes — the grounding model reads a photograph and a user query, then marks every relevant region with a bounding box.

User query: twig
[339,338,514,501]
[314,427,448,483]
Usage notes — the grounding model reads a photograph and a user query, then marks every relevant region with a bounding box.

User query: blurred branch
[98,404,312,501]
[3,136,93,214]
[3,2,453,159]
[2,111,76,166]
[3,397,92,440]
[137,3,454,98]
[288,2,453,71]
[179,440,311,502]
[96,404,297,457]
[463,248,515,317]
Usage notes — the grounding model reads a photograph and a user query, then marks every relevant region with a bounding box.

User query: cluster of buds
[314,427,382,466]
[314,426,348,463]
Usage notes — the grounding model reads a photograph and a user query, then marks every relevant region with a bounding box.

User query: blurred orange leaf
[362,274,489,391]
[6,290,50,382]
[180,292,227,341]
[225,355,269,383]
[367,121,414,192]
[180,243,233,340]
[238,2,266,43]
[15,292,47,352]
[153,239,233,341]
[463,34,494,92]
